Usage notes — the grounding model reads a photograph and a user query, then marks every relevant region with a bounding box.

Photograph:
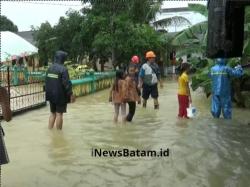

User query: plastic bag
[187,103,196,118]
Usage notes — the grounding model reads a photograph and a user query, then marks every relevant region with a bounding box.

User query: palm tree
[153,16,191,30]
[171,4,208,56]
[151,6,194,66]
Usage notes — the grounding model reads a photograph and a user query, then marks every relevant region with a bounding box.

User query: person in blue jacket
[210,58,243,119]
[45,50,75,130]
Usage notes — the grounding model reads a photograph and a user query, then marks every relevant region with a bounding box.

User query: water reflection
[175,118,188,128]
[48,130,73,165]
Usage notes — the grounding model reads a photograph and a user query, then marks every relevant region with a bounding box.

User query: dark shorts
[142,84,158,100]
[49,102,67,113]
[0,125,9,165]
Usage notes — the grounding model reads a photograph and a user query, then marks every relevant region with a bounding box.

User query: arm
[0,87,12,122]
[155,63,163,88]
[226,66,243,78]
[62,69,74,103]
[157,70,163,88]
[186,82,192,103]
[158,78,163,88]
[138,66,145,89]
[109,84,113,102]
[184,74,192,103]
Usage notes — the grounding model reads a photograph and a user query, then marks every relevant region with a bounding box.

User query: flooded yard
[2,78,250,187]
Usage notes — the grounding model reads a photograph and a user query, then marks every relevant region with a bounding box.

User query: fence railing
[0,65,115,116]
[0,66,46,115]
[71,71,115,96]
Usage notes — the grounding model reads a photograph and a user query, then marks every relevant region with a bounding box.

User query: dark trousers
[126,102,136,122]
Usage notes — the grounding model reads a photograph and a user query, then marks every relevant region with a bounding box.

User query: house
[16,31,36,46]
[0,31,39,71]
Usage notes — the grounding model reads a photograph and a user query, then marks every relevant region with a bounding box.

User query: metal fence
[0,65,46,116]
[0,65,115,117]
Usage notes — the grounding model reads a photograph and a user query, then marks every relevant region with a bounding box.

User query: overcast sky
[1,0,207,32]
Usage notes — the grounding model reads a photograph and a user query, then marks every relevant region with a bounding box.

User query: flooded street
[2,78,250,187]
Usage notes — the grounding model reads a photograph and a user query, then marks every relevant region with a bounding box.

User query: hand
[70,95,76,103]
[137,84,142,90]
[234,65,242,69]
[189,96,192,104]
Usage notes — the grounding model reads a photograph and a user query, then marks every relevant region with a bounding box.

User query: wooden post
[7,66,11,103]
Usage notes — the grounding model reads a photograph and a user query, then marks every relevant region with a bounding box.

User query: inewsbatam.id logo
[91,148,170,157]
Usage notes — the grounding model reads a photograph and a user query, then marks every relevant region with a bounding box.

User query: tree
[171,21,207,56]
[0,15,18,32]
[33,10,87,65]
[82,0,166,70]
[170,4,208,56]
[32,22,55,66]
[34,0,171,70]
[53,10,85,62]
[128,0,163,24]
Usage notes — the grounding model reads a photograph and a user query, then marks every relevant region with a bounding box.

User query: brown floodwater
[1,78,250,187]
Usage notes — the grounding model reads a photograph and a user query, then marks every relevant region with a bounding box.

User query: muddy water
[2,78,250,187]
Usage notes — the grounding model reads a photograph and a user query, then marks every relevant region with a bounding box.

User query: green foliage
[191,57,248,97]
[32,22,55,65]
[171,3,250,104]
[85,0,165,65]
[33,0,165,68]
[65,61,94,79]
[188,3,208,17]
[191,58,213,96]
[168,4,208,58]
[171,21,207,56]
[54,10,85,61]
[0,15,18,32]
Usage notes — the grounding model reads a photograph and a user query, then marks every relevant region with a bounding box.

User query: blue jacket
[210,58,243,96]
[45,51,72,105]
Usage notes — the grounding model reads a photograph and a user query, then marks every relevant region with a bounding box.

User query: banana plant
[171,21,207,56]
[184,4,250,105]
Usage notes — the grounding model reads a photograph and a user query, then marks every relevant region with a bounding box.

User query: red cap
[131,55,139,64]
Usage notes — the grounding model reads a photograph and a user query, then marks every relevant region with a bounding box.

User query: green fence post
[89,71,94,93]
[24,66,29,83]
[13,65,18,86]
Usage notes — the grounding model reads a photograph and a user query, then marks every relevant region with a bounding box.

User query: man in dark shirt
[45,50,75,130]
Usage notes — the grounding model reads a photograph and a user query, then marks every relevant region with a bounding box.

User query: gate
[0,65,46,116]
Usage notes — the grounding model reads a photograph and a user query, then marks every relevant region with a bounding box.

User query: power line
[5,1,84,7]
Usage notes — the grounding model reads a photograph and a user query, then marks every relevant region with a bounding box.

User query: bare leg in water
[48,113,56,129]
[154,98,159,109]
[114,104,119,123]
[56,113,63,130]
[48,112,63,130]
